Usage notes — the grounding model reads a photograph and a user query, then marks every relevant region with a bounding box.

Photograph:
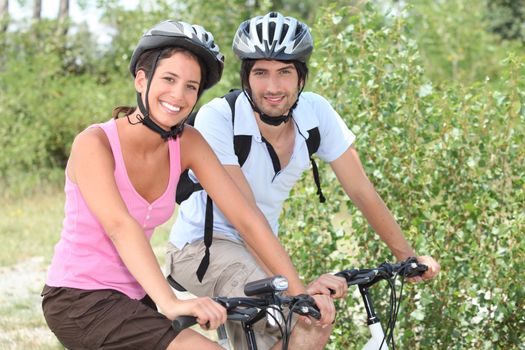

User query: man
[167,12,440,350]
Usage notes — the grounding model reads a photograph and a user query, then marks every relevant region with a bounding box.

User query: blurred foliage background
[0,0,524,348]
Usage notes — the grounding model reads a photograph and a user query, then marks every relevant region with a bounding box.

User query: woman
[41,20,335,350]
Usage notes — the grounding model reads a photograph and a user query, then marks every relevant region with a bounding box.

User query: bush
[0,20,129,196]
[281,3,525,349]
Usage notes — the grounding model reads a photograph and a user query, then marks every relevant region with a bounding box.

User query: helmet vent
[232,12,313,63]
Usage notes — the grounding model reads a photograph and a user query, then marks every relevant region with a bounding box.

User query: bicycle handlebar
[334,257,428,289]
[172,258,427,334]
[172,289,320,333]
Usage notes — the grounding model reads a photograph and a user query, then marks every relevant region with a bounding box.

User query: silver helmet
[232,12,313,63]
[130,20,224,90]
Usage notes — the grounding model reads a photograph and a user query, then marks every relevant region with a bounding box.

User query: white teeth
[161,101,181,112]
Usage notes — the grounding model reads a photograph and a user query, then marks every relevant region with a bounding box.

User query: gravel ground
[0,256,47,301]
[0,256,60,349]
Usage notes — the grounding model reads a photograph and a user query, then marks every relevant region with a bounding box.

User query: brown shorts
[41,285,178,350]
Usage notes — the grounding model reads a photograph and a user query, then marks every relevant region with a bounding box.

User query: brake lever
[291,295,321,320]
[402,263,428,278]
[295,303,321,319]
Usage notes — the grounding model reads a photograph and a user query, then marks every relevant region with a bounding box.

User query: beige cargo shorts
[166,233,284,350]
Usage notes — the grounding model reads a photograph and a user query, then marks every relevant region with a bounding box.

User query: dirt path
[0,257,59,349]
[0,256,46,300]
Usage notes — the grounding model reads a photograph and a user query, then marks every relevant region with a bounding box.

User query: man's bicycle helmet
[232,12,313,63]
[232,12,313,126]
[130,20,224,90]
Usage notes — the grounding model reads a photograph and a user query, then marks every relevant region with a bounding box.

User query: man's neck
[255,111,294,141]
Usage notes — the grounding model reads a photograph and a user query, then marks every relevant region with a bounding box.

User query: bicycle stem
[359,285,380,326]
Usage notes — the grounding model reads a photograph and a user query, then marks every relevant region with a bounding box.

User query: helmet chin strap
[134,51,187,141]
[135,92,186,140]
[242,83,303,126]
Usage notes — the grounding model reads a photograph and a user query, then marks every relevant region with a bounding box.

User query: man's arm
[330,145,440,280]
[330,146,414,259]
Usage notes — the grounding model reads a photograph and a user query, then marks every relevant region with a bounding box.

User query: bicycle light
[244,275,289,296]
[271,275,289,292]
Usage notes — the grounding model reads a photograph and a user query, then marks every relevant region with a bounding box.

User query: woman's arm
[68,128,225,326]
[222,165,274,276]
[180,127,306,295]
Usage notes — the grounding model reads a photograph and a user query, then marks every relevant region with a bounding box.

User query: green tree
[486,0,525,44]
[402,0,522,86]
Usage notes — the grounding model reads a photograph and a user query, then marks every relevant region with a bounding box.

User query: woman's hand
[302,293,336,326]
[164,297,227,331]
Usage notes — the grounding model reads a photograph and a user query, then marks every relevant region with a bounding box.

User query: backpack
[176,89,325,282]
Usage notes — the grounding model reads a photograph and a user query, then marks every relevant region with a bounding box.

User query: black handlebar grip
[172,316,198,333]
[308,306,321,320]
[404,263,428,278]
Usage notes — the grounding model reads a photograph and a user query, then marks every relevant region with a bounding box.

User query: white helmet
[232,12,313,63]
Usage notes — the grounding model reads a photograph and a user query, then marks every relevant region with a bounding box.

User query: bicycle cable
[264,305,286,347]
[380,267,409,350]
[391,267,408,347]
[380,266,409,350]
[385,277,398,349]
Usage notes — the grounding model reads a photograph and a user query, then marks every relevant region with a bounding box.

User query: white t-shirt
[169,92,356,248]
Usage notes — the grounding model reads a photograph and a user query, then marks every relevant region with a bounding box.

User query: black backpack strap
[174,111,200,204]
[196,194,214,282]
[185,110,198,126]
[306,127,325,203]
[225,89,252,166]
[175,170,203,204]
[196,89,245,282]
[224,89,242,123]
[234,136,252,166]
[175,90,242,204]
[306,127,320,157]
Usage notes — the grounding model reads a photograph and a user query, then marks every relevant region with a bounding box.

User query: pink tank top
[46,119,181,299]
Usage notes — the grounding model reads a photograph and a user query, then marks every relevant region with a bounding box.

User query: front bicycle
[172,275,321,350]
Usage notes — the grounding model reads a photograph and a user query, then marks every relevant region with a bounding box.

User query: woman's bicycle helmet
[232,12,313,63]
[128,20,224,140]
[130,20,224,89]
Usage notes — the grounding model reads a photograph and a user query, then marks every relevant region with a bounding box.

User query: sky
[9,0,139,44]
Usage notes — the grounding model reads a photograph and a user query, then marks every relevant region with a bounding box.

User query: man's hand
[408,256,440,282]
[306,273,348,299]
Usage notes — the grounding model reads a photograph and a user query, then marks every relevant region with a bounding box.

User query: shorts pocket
[165,241,199,277]
[68,290,119,347]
